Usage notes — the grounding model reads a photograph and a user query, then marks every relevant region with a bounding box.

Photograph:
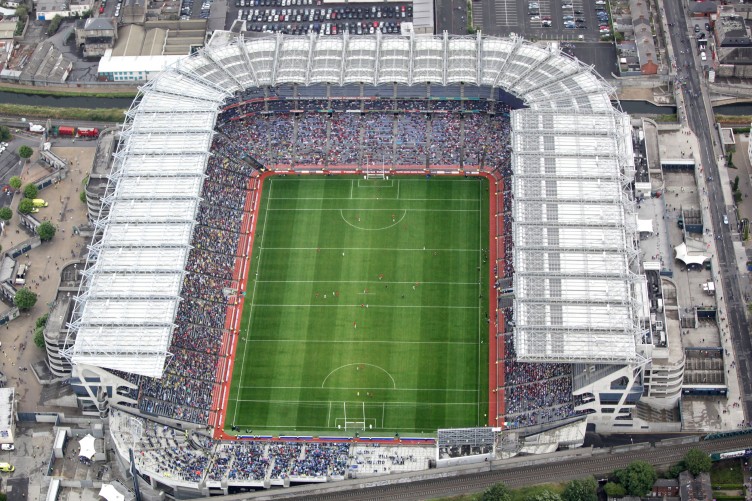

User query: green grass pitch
[225,176,489,435]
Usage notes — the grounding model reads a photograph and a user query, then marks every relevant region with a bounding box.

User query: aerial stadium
[62,32,656,495]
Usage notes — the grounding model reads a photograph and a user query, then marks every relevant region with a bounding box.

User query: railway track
[241,434,752,501]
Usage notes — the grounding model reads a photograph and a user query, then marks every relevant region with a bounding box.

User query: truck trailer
[77,127,100,138]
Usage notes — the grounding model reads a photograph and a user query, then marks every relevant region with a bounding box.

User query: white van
[14,264,28,285]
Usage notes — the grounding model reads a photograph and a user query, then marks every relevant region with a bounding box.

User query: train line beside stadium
[226,434,752,500]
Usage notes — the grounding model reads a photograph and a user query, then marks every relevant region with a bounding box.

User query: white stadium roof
[511,108,640,364]
[117,155,209,177]
[69,32,640,378]
[94,247,189,273]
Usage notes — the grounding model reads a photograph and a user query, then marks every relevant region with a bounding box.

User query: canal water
[0,90,750,115]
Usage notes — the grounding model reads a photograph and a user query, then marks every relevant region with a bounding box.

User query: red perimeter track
[210,166,506,443]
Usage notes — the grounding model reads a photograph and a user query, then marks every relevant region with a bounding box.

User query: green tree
[615,461,657,497]
[17,145,33,160]
[480,482,512,501]
[603,482,626,497]
[14,5,28,19]
[0,126,11,142]
[525,490,562,501]
[33,313,49,349]
[733,175,740,192]
[35,313,49,330]
[13,288,37,311]
[8,176,22,190]
[683,448,712,476]
[561,477,598,501]
[0,207,11,222]
[33,328,44,348]
[79,190,86,203]
[36,221,56,241]
[48,14,62,35]
[22,183,37,199]
[17,198,33,214]
[667,462,684,479]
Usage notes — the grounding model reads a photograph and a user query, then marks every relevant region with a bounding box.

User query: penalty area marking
[340,209,407,231]
[356,179,394,188]
[321,363,396,389]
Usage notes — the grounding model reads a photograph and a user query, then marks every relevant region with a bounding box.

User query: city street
[662,0,752,423]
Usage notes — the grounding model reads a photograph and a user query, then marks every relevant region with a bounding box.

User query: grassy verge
[716,114,752,126]
[0,84,137,99]
[437,483,566,501]
[710,459,744,485]
[653,114,679,122]
[0,104,125,122]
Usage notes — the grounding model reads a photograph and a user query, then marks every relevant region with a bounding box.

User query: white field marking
[247,339,478,345]
[256,280,479,285]
[477,179,483,426]
[220,423,444,432]
[240,385,477,391]
[321,363,396,389]
[339,209,407,231]
[221,423,451,432]
[235,399,477,405]
[253,304,478,309]
[266,197,480,201]
[397,179,400,199]
[270,208,477,212]
[357,179,394,188]
[327,401,332,428]
[232,177,273,426]
[350,179,354,199]
[262,247,478,252]
[271,177,477,183]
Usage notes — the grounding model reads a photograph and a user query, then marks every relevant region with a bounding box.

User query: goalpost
[364,161,387,180]
[336,402,376,431]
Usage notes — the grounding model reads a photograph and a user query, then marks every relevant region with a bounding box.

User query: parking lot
[242,3,411,35]
[187,0,413,33]
[473,0,615,42]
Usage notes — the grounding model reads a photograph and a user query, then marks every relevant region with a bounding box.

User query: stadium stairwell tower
[62,30,653,439]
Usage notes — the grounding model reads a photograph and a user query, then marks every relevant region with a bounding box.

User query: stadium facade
[59,30,684,492]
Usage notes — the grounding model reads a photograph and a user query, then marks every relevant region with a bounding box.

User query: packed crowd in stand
[210,443,269,482]
[218,97,512,169]
[105,91,576,449]
[132,139,260,426]
[113,411,431,485]
[134,420,211,483]
[494,146,580,428]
